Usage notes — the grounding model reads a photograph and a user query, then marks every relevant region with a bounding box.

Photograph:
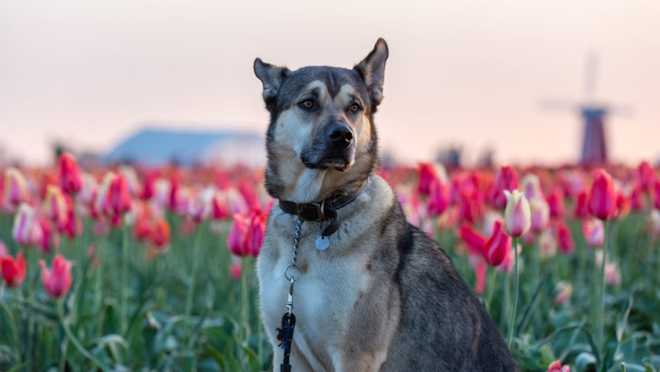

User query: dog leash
[276,180,369,371]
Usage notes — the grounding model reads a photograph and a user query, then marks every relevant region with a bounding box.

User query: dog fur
[254,38,516,372]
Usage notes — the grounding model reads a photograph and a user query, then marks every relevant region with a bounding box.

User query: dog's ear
[354,38,389,107]
[254,58,290,109]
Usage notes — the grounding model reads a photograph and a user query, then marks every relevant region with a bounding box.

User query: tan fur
[258,176,398,372]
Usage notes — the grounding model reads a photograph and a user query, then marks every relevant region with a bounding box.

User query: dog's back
[379,202,516,372]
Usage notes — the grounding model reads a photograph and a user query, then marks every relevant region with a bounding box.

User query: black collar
[278,180,368,236]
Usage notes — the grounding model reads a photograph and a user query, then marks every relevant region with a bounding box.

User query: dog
[253,38,516,372]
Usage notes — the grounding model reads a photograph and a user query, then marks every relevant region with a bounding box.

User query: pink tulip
[3,168,29,211]
[39,255,73,299]
[427,178,449,217]
[573,190,589,219]
[654,179,660,210]
[489,165,519,209]
[227,213,250,257]
[546,188,565,220]
[636,160,655,192]
[57,152,82,195]
[417,162,440,196]
[529,198,550,233]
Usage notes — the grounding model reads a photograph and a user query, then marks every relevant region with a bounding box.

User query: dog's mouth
[301,149,355,172]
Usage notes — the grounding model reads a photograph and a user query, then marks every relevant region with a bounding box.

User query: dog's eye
[298,99,317,111]
[347,102,362,114]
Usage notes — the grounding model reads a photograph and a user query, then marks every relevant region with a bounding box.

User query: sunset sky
[2,0,659,165]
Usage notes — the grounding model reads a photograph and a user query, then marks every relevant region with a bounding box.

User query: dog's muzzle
[301,122,355,171]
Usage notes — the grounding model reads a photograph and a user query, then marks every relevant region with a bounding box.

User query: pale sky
[2,0,659,165]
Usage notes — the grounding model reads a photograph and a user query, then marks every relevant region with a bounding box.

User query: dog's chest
[258,228,370,367]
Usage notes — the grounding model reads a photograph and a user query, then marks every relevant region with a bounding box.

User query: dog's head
[254,38,388,202]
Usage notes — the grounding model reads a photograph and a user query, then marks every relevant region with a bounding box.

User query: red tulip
[555,222,574,254]
[629,184,643,211]
[140,170,158,200]
[37,217,58,253]
[417,162,440,196]
[587,169,617,220]
[97,173,132,226]
[57,152,82,195]
[573,190,589,219]
[0,252,27,288]
[459,224,487,257]
[457,190,483,224]
[636,160,655,192]
[427,179,449,217]
[245,209,267,256]
[482,220,511,267]
[211,193,230,220]
[489,165,518,209]
[39,255,73,298]
[546,188,565,220]
[615,191,630,218]
[227,213,250,256]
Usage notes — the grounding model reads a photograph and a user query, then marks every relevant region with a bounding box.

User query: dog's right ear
[254,58,290,108]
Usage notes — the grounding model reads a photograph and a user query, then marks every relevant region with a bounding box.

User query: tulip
[3,167,29,210]
[555,222,574,254]
[636,160,655,192]
[573,190,589,219]
[140,170,158,200]
[44,185,68,229]
[629,184,643,211]
[457,190,482,225]
[227,213,250,257]
[211,193,230,220]
[57,152,82,195]
[0,252,27,288]
[37,217,58,253]
[489,165,519,209]
[587,169,617,220]
[96,172,132,226]
[459,224,487,257]
[529,198,550,233]
[503,190,531,237]
[417,162,440,196]
[245,209,268,257]
[582,218,604,247]
[614,191,630,218]
[39,255,73,298]
[150,218,170,249]
[12,203,38,245]
[482,220,511,267]
[547,360,571,372]
[521,174,543,201]
[427,178,449,217]
[546,189,565,220]
[538,230,558,259]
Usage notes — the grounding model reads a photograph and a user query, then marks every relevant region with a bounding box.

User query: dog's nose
[328,125,353,149]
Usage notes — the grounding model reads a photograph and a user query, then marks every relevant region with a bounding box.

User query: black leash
[275,181,368,371]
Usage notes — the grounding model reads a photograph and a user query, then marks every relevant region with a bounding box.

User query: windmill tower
[542,53,631,165]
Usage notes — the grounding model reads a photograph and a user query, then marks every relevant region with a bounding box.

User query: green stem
[240,258,250,343]
[121,226,130,334]
[507,237,520,348]
[596,221,610,353]
[57,300,108,370]
[185,223,204,317]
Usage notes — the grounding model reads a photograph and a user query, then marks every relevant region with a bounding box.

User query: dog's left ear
[254,58,290,109]
[354,38,389,107]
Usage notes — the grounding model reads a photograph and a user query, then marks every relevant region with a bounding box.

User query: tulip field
[0,154,659,372]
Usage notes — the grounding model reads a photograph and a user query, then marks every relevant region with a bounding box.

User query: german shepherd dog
[254,39,516,371]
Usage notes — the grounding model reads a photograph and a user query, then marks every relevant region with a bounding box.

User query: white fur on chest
[258,216,371,370]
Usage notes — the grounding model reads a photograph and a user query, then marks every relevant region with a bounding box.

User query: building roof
[104,126,264,166]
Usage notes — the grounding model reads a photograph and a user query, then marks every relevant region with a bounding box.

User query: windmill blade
[538,99,579,112]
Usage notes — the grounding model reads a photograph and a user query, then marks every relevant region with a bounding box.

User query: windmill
[541,53,632,165]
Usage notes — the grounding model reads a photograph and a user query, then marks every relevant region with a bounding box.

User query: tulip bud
[39,255,73,298]
[482,220,511,267]
[57,152,82,195]
[546,188,565,220]
[503,190,531,237]
[12,203,38,246]
[427,179,449,217]
[227,213,250,257]
[587,169,617,220]
[0,252,27,288]
[3,168,29,211]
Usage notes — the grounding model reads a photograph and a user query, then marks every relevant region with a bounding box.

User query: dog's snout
[328,125,353,149]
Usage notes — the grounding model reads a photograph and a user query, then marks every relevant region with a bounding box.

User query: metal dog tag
[315,235,330,251]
